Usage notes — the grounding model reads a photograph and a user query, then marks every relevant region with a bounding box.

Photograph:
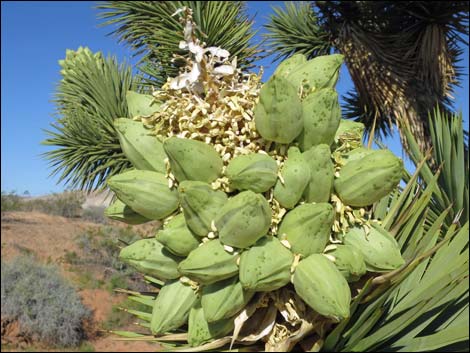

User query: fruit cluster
[104,8,405,348]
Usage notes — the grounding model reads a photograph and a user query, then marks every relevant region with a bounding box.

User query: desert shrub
[63,250,81,265]
[1,191,23,211]
[1,190,86,218]
[27,191,85,218]
[71,225,150,292]
[1,256,91,347]
[75,225,141,269]
[81,206,108,224]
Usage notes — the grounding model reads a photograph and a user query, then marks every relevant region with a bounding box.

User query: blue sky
[1,1,469,196]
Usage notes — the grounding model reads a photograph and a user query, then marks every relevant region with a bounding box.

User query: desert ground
[1,202,163,352]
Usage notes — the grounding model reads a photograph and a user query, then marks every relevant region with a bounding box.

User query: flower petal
[206,47,230,58]
[168,62,201,90]
[188,42,204,62]
[213,65,235,75]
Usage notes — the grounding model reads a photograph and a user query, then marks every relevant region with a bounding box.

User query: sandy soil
[1,211,161,352]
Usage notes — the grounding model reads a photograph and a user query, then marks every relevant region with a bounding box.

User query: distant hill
[18,190,114,210]
[80,191,114,209]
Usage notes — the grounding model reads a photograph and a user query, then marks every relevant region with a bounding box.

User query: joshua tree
[42,3,468,351]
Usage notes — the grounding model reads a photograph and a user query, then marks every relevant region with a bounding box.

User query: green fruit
[292,254,351,321]
[325,245,367,282]
[188,301,234,347]
[216,191,272,249]
[302,144,334,203]
[225,153,278,193]
[163,137,223,183]
[254,75,303,144]
[150,280,198,335]
[334,149,403,207]
[119,238,181,280]
[156,214,200,257]
[104,198,150,225]
[273,147,311,209]
[178,240,239,284]
[239,236,294,291]
[114,118,166,173]
[107,169,179,220]
[179,181,228,237]
[278,203,334,256]
[201,276,255,322]
[126,90,160,118]
[296,88,341,150]
[287,54,343,93]
[334,119,365,145]
[339,147,375,166]
[343,226,405,272]
[274,53,307,79]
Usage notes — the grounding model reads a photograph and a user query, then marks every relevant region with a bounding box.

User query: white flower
[188,42,204,63]
[205,47,230,59]
[169,62,201,90]
[213,65,235,75]
[213,57,238,76]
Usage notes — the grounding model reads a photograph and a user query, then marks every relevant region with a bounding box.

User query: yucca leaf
[110,330,147,338]
[42,47,137,192]
[403,109,469,228]
[128,295,155,308]
[263,2,333,61]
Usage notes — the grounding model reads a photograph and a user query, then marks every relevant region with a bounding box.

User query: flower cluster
[140,7,266,165]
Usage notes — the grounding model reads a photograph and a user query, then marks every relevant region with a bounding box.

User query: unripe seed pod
[287,54,343,93]
[107,169,179,220]
[254,75,303,144]
[150,280,198,335]
[178,239,239,284]
[119,238,182,280]
[179,181,228,237]
[273,147,311,209]
[163,137,223,183]
[302,144,334,203]
[296,89,341,151]
[156,213,200,257]
[274,53,307,79]
[201,276,255,323]
[325,244,367,282]
[339,147,375,166]
[188,301,234,347]
[114,118,166,173]
[334,149,403,207]
[278,203,334,256]
[225,153,278,193]
[104,198,150,225]
[292,254,351,321]
[239,236,294,291]
[334,119,365,145]
[343,226,405,272]
[126,90,160,118]
[216,191,272,249]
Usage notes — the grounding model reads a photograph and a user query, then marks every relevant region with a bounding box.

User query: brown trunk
[336,22,454,158]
